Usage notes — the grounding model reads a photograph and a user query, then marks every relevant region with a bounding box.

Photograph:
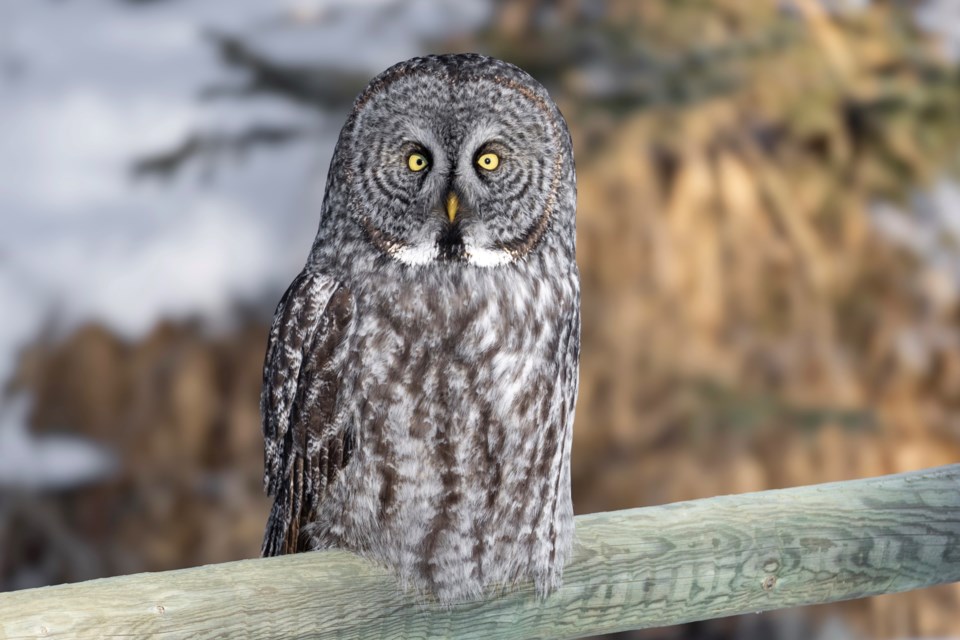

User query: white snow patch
[0,396,116,491]
[0,90,198,213]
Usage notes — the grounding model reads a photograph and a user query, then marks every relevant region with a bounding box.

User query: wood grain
[1,465,958,639]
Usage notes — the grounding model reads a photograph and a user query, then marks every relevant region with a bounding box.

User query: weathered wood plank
[1,464,958,639]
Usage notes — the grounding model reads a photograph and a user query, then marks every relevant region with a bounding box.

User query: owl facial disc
[337,54,571,270]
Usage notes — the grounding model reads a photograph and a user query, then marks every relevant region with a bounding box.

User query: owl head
[314,54,576,270]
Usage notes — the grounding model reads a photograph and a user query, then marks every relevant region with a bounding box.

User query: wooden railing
[1,465,958,639]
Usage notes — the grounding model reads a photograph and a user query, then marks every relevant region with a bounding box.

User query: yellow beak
[445,192,459,223]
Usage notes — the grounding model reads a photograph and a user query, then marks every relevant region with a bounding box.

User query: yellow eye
[407,152,428,172]
[477,152,500,171]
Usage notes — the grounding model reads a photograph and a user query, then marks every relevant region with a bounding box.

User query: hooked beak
[445,192,459,223]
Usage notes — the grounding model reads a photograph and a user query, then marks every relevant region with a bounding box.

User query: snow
[0,396,116,490]
[917,0,960,61]
[871,180,960,292]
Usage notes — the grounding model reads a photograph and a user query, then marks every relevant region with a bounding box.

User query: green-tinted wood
[1,465,959,639]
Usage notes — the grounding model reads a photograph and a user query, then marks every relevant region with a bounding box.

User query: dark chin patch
[436,225,466,261]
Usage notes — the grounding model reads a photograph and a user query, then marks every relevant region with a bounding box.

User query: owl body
[262,54,579,603]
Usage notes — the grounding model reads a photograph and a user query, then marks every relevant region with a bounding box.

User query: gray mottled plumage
[261,53,580,603]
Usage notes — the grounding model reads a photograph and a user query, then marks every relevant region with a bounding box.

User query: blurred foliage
[481,0,960,196]
[471,3,960,636]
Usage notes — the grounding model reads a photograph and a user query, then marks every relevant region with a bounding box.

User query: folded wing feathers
[260,271,353,555]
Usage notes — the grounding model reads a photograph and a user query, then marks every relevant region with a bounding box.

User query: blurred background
[2,0,960,638]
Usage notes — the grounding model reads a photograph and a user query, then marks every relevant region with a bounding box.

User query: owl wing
[260,270,355,557]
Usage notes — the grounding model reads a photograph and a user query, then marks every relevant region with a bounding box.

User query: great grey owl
[261,53,579,603]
